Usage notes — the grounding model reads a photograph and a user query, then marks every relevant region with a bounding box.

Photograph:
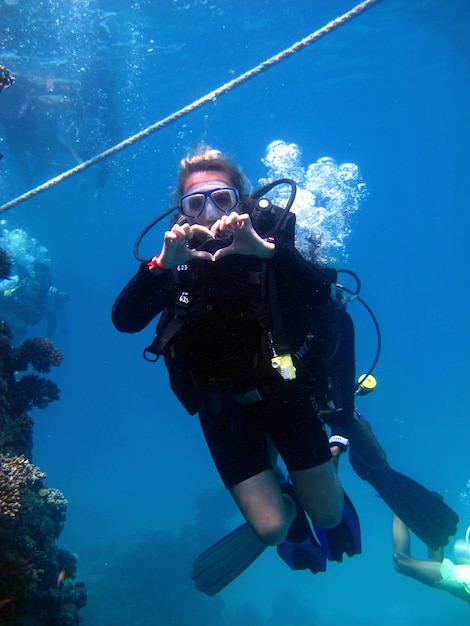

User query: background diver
[0,72,82,187]
[1,261,68,340]
[0,64,15,92]
[112,146,458,596]
[0,65,120,196]
[393,516,470,604]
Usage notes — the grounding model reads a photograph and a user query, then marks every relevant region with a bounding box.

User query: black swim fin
[349,416,459,550]
[313,491,362,562]
[191,523,266,596]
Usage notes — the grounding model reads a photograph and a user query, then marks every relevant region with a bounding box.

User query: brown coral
[10,337,63,373]
[9,374,60,412]
[0,290,87,624]
[38,487,68,537]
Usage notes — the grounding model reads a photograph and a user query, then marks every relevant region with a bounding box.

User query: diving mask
[180,185,240,219]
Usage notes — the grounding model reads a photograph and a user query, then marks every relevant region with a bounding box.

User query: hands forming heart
[154,213,275,270]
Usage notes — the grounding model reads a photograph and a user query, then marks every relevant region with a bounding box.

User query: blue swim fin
[313,490,362,562]
[277,483,327,574]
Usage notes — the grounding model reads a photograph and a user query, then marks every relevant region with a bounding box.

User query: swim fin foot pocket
[313,491,362,562]
[277,483,327,574]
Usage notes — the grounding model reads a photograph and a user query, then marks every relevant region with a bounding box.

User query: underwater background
[1,0,469,624]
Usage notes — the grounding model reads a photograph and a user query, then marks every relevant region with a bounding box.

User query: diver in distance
[0,73,81,186]
[112,146,458,596]
[0,65,15,92]
[0,228,68,340]
[393,516,470,604]
[70,63,121,198]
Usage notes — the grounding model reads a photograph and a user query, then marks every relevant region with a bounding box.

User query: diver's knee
[312,507,342,529]
[253,518,289,546]
[393,551,408,574]
[317,509,341,528]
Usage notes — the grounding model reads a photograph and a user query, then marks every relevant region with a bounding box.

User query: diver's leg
[200,394,298,545]
[428,545,444,561]
[290,460,343,528]
[229,469,296,545]
[392,515,442,587]
[266,434,286,484]
[267,393,343,529]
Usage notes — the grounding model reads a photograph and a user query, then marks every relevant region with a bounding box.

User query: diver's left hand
[211,213,275,261]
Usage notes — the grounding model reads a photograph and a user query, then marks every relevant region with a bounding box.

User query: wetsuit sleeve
[269,242,333,304]
[112,262,171,333]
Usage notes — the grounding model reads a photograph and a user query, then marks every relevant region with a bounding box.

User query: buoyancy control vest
[142,198,350,415]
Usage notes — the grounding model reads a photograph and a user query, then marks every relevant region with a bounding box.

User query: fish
[56,568,66,587]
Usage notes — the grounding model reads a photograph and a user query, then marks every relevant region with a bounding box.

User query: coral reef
[10,336,63,373]
[9,373,60,413]
[0,330,61,457]
[0,321,87,624]
[0,454,45,518]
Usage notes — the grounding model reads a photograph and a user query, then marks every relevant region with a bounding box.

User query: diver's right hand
[154,223,214,269]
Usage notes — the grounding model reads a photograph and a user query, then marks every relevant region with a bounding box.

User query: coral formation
[0,454,45,518]
[0,319,87,624]
[10,336,63,373]
[0,329,62,457]
[9,373,60,413]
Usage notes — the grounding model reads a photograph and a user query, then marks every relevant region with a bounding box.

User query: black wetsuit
[112,239,334,488]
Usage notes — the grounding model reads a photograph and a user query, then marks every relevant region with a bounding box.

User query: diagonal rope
[0,0,382,214]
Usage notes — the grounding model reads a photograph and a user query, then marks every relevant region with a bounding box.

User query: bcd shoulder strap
[143,265,192,361]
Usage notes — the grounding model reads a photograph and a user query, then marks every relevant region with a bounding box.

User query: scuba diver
[112,146,458,596]
[0,65,15,92]
[393,517,470,604]
[70,63,121,198]
[0,72,81,186]
[113,146,362,581]
[0,65,14,161]
[0,259,68,340]
[0,62,119,196]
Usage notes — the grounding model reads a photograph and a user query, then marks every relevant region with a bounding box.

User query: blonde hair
[177,145,248,197]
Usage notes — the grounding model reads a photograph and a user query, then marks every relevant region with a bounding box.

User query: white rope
[0,0,382,214]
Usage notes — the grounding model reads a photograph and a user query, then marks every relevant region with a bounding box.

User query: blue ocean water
[1,0,469,624]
